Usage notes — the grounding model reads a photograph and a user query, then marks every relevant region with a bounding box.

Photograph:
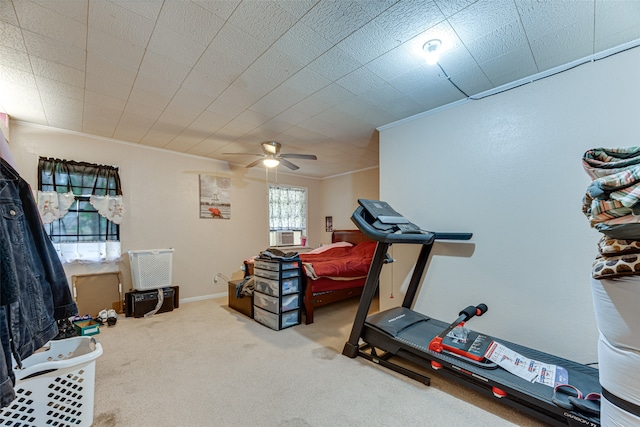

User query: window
[268,185,307,246]
[38,157,124,263]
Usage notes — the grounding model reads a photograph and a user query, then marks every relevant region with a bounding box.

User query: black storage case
[124,286,180,318]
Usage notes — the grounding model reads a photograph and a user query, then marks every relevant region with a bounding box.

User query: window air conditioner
[276,231,295,246]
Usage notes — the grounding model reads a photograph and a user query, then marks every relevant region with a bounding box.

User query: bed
[299,230,376,324]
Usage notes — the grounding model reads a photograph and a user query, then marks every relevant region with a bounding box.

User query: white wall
[318,167,379,244]
[8,123,378,305]
[9,123,322,301]
[378,46,640,363]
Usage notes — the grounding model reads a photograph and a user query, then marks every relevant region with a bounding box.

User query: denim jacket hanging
[0,158,78,407]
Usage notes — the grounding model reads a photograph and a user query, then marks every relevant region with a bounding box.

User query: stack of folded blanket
[583,147,640,279]
[591,237,640,280]
[583,147,640,425]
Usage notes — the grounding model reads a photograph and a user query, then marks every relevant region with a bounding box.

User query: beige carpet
[91,297,546,427]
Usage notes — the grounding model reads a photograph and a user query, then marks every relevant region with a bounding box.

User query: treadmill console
[358,199,430,239]
[358,199,421,234]
[352,199,473,244]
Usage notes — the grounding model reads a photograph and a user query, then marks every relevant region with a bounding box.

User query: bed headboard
[332,229,373,245]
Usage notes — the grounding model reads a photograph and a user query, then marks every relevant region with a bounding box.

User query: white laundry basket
[0,336,103,427]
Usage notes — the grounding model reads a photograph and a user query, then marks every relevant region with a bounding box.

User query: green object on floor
[73,319,101,336]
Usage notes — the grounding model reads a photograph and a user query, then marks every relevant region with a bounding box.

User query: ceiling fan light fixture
[263,157,280,168]
[423,39,442,65]
[227,141,315,170]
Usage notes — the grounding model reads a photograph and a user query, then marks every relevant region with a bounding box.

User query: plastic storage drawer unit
[252,258,302,330]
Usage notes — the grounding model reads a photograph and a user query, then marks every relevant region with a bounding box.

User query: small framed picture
[325,216,333,232]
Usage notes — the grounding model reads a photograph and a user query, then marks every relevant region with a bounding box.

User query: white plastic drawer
[254,292,299,314]
[254,259,300,272]
[254,268,299,280]
[281,294,299,312]
[254,276,300,297]
[281,310,300,328]
[254,277,278,296]
[253,306,279,330]
[281,269,299,279]
[253,306,300,330]
[254,268,278,280]
[281,277,300,294]
[253,292,279,313]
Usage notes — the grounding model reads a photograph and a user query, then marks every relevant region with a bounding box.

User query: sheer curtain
[269,185,306,231]
[38,157,123,263]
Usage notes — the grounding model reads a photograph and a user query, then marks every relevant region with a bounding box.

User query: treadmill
[343,199,600,427]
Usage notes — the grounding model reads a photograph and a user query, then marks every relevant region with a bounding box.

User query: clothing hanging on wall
[0,158,78,408]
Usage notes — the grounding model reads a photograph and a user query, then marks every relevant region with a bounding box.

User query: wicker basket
[0,336,103,427]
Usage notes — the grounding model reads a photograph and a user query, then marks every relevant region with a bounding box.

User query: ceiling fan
[224,141,317,170]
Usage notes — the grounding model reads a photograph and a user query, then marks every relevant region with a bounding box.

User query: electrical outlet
[213,273,230,285]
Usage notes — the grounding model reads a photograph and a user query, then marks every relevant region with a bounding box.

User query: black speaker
[124,286,179,318]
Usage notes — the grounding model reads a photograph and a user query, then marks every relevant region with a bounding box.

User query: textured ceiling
[1,0,640,178]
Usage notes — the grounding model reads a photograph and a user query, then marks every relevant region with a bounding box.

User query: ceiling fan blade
[245,159,264,168]
[279,158,299,170]
[223,152,262,156]
[280,153,317,160]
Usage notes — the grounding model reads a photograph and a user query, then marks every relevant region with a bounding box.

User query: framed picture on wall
[325,216,333,232]
[199,175,231,219]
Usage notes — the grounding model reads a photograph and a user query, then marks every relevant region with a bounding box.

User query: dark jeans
[0,158,78,406]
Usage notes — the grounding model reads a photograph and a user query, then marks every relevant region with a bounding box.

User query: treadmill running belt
[364,307,601,425]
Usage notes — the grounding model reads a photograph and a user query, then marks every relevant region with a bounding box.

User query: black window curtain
[38,157,122,196]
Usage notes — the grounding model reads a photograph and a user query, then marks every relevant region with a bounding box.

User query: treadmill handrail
[433,232,473,240]
[351,206,472,244]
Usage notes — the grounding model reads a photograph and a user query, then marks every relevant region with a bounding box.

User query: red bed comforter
[299,241,377,279]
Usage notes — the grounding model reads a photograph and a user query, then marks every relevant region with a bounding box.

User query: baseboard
[180,292,226,304]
